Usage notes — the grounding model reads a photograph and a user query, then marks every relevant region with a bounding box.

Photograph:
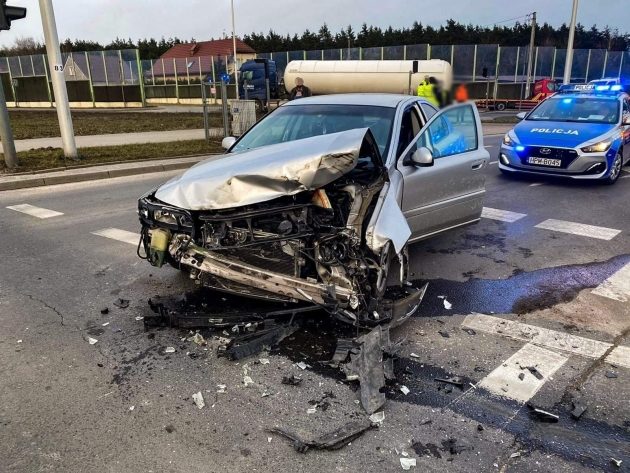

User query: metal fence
[1,43,629,107]
[257,44,630,85]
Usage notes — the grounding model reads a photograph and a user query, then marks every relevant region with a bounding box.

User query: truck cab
[238,59,278,103]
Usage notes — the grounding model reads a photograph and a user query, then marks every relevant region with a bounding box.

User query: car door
[623,98,630,163]
[397,102,489,241]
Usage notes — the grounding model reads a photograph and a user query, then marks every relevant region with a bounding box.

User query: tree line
[1,19,628,58]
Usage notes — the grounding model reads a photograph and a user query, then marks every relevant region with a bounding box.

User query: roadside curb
[0,156,207,191]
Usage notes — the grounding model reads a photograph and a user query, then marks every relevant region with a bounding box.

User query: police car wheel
[603,151,622,185]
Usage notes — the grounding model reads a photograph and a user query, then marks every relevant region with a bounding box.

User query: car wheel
[603,151,623,185]
[496,102,506,111]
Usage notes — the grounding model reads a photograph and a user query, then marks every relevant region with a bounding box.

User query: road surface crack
[24,293,64,326]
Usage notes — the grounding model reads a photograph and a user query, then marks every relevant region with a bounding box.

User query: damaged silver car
[138,94,488,326]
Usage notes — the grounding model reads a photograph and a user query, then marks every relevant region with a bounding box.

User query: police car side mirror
[410,147,434,167]
[516,112,527,120]
[222,136,236,150]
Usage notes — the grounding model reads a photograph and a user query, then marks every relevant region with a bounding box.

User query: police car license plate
[528,157,561,167]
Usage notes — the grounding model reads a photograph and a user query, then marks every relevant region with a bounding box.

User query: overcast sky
[1,0,628,48]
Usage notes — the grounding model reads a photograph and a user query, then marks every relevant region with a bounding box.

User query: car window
[231,104,397,158]
[396,106,423,158]
[420,103,438,120]
[527,97,619,124]
[402,104,478,161]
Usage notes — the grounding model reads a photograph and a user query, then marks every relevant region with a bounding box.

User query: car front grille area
[520,146,579,169]
[219,241,301,277]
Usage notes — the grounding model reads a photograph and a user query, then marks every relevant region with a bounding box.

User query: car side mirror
[222,136,236,150]
[516,112,527,120]
[410,147,434,167]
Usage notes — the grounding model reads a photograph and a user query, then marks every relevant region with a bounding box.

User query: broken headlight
[153,209,193,227]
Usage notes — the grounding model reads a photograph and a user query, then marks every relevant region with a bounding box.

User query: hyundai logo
[540,148,552,155]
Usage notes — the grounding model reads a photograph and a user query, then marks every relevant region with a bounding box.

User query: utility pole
[39,0,77,159]
[524,12,536,98]
[0,0,26,169]
[231,0,239,99]
[563,0,579,84]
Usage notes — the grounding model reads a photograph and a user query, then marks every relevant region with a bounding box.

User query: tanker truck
[283,59,452,96]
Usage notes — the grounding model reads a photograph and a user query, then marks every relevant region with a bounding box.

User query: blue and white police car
[499,83,630,184]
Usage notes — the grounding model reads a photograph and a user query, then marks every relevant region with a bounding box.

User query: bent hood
[513,120,615,147]
[155,128,377,210]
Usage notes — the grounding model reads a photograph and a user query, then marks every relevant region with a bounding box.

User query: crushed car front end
[138,128,420,326]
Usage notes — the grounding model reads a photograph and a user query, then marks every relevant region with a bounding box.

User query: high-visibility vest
[417,81,439,107]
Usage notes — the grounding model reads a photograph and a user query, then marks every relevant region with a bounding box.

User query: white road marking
[462,313,611,359]
[6,203,63,219]
[481,207,527,223]
[528,182,544,187]
[592,261,630,302]
[478,343,568,403]
[91,228,140,246]
[534,219,621,241]
[605,345,630,369]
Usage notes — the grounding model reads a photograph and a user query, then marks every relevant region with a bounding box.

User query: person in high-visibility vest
[417,75,440,107]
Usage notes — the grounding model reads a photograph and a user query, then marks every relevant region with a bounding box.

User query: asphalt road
[1,135,629,472]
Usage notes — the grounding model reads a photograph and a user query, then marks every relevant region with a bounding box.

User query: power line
[481,13,532,28]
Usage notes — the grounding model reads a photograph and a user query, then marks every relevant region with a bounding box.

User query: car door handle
[472,160,485,170]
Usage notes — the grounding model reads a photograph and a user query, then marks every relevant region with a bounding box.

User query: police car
[499,83,630,184]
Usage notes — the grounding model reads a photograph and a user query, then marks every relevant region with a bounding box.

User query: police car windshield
[231,104,396,156]
[527,97,619,124]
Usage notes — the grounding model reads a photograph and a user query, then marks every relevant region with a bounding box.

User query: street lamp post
[563,0,579,84]
[231,0,239,98]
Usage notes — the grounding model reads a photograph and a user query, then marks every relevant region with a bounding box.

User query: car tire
[602,151,623,185]
[496,102,506,111]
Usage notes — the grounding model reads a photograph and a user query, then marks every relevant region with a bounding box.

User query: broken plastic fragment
[16,339,22,343]
[296,361,308,370]
[510,452,521,459]
[88,337,98,345]
[192,391,205,409]
[216,384,227,393]
[307,407,317,414]
[443,299,452,310]
[243,375,254,386]
[410,353,421,359]
[259,358,270,365]
[135,316,144,321]
[369,411,385,424]
[129,405,135,411]
[400,385,410,395]
[400,458,416,470]
[101,322,110,327]
[189,333,207,346]
[611,458,622,468]
[164,347,176,354]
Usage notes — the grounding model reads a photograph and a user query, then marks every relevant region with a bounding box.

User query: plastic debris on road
[88,337,98,345]
[216,384,227,393]
[189,333,207,346]
[369,411,385,425]
[307,407,317,414]
[296,361,309,370]
[400,457,416,470]
[164,347,176,354]
[400,385,410,395]
[259,358,270,365]
[192,391,205,409]
[410,353,421,358]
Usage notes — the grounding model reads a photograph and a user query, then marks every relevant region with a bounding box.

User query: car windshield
[526,97,619,124]
[231,104,396,157]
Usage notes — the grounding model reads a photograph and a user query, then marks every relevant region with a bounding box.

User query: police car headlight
[503,133,516,146]
[580,138,612,153]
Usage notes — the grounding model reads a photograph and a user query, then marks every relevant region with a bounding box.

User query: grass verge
[9,111,223,139]
[0,139,223,174]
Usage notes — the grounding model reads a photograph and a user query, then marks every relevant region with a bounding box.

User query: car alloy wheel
[604,152,622,184]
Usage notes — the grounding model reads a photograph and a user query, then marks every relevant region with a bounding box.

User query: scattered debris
[87,337,98,345]
[443,299,452,310]
[164,346,176,354]
[16,339,22,344]
[281,375,303,386]
[410,353,421,359]
[267,418,373,453]
[528,406,559,423]
[518,372,525,381]
[570,402,587,420]
[611,458,622,468]
[369,411,385,425]
[438,330,450,338]
[510,452,521,459]
[101,322,110,327]
[218,323,299,360]
[135,316,144,321]
[296,361,308,370]
[216,384,227,393]
[129,405,135,411]
[400,385,410,395]
[259,358,270,365]
[100,307,109,315]
[462,328,476,335]
[113,298,129,309]
[400,457,416,470]
[243,375,254,387]
[527,366,544,380]
[192,391,205,409]
[189,333,207,346]
[605,370,618,379]
[435,377,464,389]
[331,338,356,363]
[306,407,317,415]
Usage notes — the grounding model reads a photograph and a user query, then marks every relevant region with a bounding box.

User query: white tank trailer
[283,60,453,96]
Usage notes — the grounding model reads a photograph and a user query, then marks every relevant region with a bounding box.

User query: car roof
[282,93,415,108]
